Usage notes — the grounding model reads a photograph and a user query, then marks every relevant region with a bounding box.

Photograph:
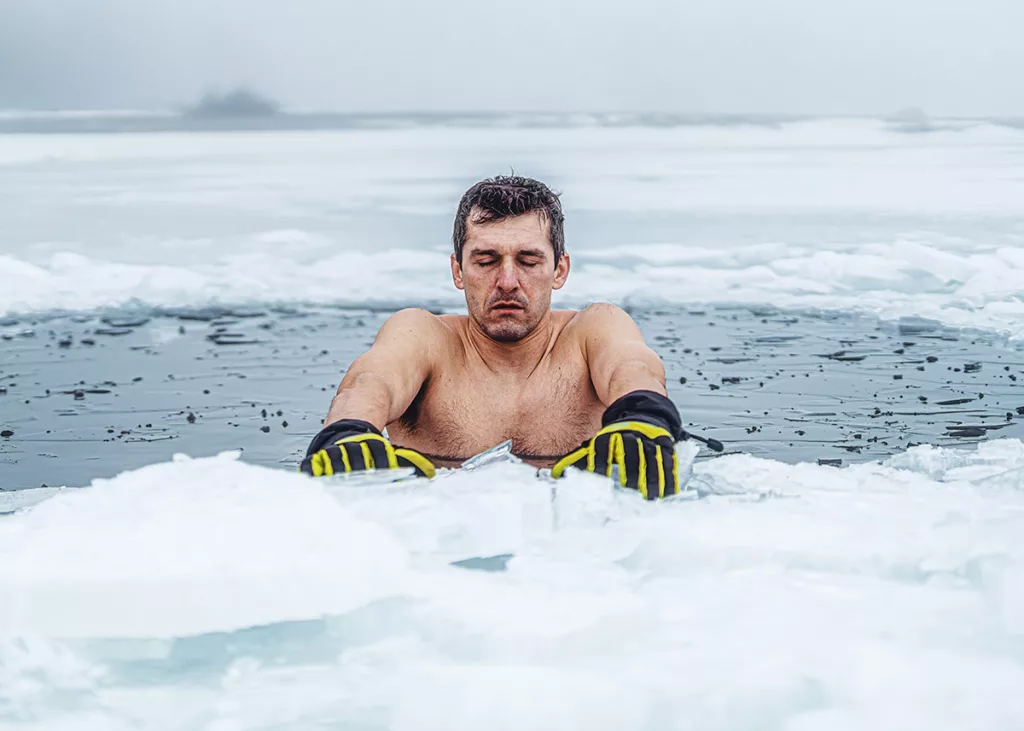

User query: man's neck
[466,312,555,377]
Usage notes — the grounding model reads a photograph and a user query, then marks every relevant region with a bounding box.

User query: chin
[483,322,530,343]
[481,313,535,342]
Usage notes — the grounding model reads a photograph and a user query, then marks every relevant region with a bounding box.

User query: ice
[0,489,63,516]
[0,452,409,639]
[1,119,1023,339]
[2,440,1024,728]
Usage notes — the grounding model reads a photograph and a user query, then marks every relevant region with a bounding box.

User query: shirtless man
[300,175,718,499]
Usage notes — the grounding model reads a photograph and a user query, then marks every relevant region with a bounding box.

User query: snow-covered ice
[2,440,1024,729]
[0,454,409,639]
[1,119,1023,338]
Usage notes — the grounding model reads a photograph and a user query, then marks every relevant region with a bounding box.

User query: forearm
[324,372,395,430]
[302,368,437,478]
[602,358,667,405]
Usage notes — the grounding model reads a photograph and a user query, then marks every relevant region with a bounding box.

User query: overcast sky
[1,0,1021,116]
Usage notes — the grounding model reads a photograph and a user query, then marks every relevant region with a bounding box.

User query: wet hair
[452,175,565,265]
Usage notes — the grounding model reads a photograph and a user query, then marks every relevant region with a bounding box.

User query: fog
[1,0,1022,116]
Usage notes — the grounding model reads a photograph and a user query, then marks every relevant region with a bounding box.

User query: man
[300,175,719,499]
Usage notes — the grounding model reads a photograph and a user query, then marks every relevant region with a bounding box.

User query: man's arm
[581,303,667,406]
[551,303,685,498]
[324,308,439,430]
[553,303,722,496]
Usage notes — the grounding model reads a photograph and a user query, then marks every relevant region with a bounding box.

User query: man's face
[451,211,570,343]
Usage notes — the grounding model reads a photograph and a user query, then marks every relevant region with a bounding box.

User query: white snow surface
[2,441,1024,729]
[1,119,1023,338]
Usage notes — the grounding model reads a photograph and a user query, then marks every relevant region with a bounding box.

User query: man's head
[451,175,570,343]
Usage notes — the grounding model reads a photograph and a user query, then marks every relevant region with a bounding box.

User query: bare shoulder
[382,307,443,327]
[380,307,446,332]
[375,308,453,350]
[436,312,467,331]
[565,303,643,338]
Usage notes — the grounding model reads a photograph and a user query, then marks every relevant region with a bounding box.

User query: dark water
[2,304,1023,491]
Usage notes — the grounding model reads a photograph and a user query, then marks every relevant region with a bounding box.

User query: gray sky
[1,0,1022,116]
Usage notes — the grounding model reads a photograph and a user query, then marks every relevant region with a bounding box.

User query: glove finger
[592,432,613,477]
[303,445,349,476]
[342,441,367,471]
[316,449,335,477]
[322,446,346,476]
[363,437,393,470]
[646,441,679,498]
[606,432,626,484]
[395,448,436,479]
[299,451,321,476]
[662,442,680,496]
[618,433,642,491]
[551,445,590,478]
[641,440,668,500]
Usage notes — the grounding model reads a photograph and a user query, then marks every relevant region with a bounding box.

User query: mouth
[490,302,525,312]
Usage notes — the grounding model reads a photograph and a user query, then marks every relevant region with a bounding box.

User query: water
[2,115,1024,728]
[3,304,1024,490]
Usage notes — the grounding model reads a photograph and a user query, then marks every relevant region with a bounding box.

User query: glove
[299,419,435,479]
[551,390,687,499]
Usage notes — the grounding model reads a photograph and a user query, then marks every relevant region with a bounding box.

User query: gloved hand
[552,390,720,499]
[299,419,435,479]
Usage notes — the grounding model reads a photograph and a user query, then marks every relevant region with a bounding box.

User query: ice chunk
[0,452,409,639]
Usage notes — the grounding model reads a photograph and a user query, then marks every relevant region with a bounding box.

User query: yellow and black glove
[551,390,722,499]
[299,419,435,479]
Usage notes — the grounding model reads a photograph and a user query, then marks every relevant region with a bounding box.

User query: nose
[496,259,519,291]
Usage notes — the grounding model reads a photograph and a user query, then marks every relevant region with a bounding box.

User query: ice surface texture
[2,440,1024,729]
[1,119,1023,339]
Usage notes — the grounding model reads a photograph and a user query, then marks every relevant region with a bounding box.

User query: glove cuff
[601,390,684,442]
[304,418,381,457]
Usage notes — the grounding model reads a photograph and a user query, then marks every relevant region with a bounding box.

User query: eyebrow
[468,248,547,259]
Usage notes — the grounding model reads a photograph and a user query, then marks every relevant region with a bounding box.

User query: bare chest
[387,359,603,462]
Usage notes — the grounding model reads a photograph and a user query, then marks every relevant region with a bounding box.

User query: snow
[1,119,1022,338]
[0,454,408,639]
[2,441,1024,728]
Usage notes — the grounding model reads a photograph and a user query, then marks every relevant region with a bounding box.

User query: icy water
[2,117,1024,729]
[3,305,1024,491]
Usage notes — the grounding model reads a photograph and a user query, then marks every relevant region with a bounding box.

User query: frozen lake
[2,117,1024,729]
[2,118,1023,335]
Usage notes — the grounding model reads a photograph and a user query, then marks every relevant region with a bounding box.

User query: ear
[450,253,465,291]
[551,253,570,291]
